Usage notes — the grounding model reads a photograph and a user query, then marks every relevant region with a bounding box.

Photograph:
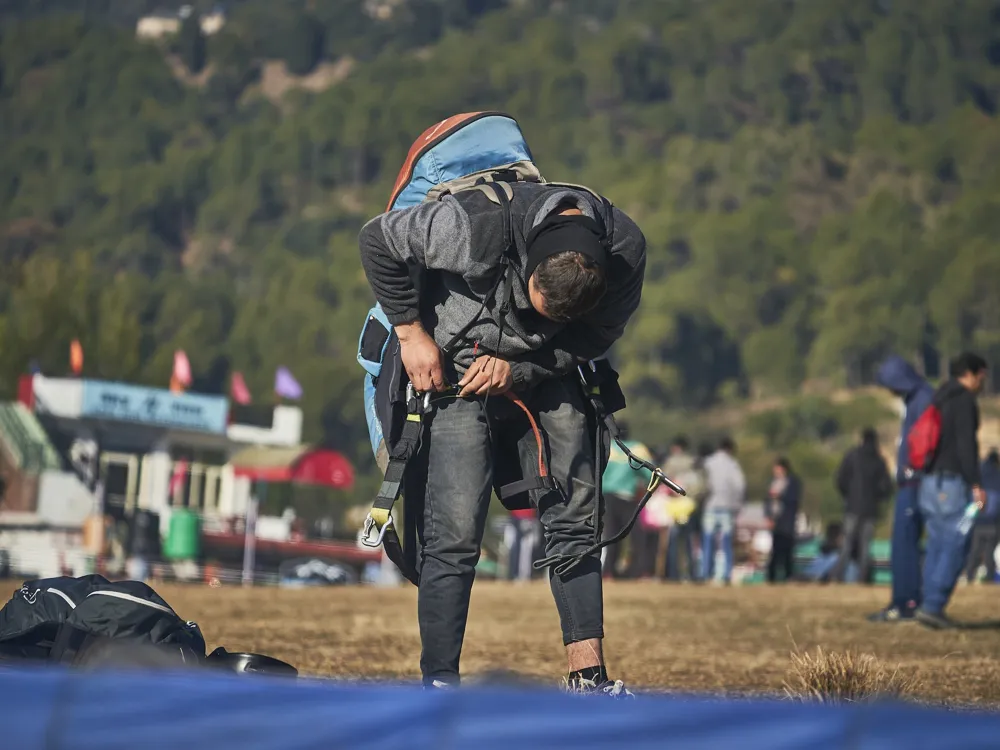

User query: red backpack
[907,404,942,471]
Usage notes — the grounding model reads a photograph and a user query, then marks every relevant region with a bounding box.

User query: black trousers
[768,532,795,583]
[966,525,999,583]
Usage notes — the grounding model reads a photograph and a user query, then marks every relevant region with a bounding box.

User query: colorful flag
[70,340,84,376]
[169,460,189,500]
[231,371,252,405]
[274,366,303,400]
[173,350,192,387]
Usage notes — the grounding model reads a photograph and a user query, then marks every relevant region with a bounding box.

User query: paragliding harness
[357,112,685,585]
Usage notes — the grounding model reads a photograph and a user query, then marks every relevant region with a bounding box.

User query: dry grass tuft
[783,647,921,704]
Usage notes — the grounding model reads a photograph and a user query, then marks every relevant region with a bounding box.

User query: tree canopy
[2,0,999,485]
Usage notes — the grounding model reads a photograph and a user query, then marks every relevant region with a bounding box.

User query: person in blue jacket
[868,355,935,622]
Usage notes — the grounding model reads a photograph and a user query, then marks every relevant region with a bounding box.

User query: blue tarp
[2,666,998,750]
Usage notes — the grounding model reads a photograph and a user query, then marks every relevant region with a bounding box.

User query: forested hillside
[2,0,1000,475]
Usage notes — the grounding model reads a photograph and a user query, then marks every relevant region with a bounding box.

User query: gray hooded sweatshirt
[358,182,646,389]
[702,450,747,514]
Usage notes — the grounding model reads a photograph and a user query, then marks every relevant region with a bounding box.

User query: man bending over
[359,182,645,695]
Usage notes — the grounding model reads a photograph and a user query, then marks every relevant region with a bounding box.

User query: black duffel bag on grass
[0,574,206,665]
[0,575,296,676]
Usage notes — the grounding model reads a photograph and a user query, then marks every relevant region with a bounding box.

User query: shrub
[783,647,920,704]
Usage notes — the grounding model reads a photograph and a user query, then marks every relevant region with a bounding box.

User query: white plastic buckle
[361,513,394,548]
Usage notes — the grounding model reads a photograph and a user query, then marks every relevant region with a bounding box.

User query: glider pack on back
[356,113,684,586]
[358,112,542,474]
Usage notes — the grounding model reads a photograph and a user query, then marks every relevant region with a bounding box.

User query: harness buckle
[361,512,394,548]
[577,361,601,389]
[406,383,432,415]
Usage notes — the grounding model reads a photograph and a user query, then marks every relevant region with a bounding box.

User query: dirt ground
[83,580,999,706]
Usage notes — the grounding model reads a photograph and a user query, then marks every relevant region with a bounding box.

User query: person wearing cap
[359,184,645,695]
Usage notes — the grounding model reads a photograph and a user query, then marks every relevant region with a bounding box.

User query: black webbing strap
[499,476,558,500]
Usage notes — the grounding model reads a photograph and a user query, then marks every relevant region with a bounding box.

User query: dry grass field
[33,580,992,707]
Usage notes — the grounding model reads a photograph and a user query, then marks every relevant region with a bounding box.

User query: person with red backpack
[358,114,646,695]
[868,355,935,622]
[912,352,989,629]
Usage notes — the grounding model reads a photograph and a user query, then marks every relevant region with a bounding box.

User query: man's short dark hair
[950,352,988,379]
[672,435,690,451]
[862,427,878,445]
[532,252,607,323]
[775,457,792,473]
[719,437,736,453]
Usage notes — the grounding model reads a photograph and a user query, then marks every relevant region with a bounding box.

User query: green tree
[284,12,324,77]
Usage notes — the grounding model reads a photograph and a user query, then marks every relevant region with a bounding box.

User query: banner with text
[80,381,229,434]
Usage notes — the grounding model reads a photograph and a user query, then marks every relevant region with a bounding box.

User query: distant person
[661,436,704,581]
[630,448,671,579]
[916,352,989,628]
[766,458,801,583]
[965,450,1000,584]
[701,437,746,584]
[600,423,653,579]
[506,508,542,582]
[833,428,893,583]
[804,522,845,583]
[868,355,934,622]
[692,441,714,574]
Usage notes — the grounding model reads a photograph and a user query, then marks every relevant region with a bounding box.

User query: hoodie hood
[876,355,926,398]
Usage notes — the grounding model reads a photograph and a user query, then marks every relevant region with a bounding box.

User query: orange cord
[504,392,548,478]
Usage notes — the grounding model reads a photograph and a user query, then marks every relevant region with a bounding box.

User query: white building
[136,5,227,40]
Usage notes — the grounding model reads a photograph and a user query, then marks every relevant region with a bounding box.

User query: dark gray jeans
[408,376,604,685]
[833,513,875,583]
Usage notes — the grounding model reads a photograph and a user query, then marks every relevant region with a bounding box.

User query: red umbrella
[232,447,354,490]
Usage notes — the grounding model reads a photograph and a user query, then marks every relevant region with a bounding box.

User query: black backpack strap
[440,182,517,356]
[599,196,615,252]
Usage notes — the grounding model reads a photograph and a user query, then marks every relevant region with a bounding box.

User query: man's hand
[458,356,513,397]
[396,321,446,393]
[973,485,986,510]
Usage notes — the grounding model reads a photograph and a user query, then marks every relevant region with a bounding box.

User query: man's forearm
[359,217,420,324]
